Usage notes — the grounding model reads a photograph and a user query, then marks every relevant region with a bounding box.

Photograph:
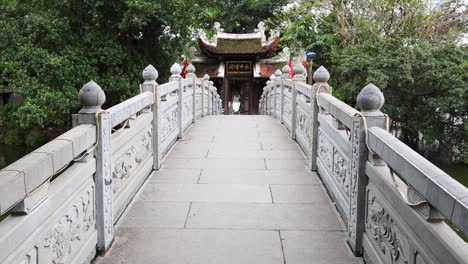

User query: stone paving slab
[199,169,320,185]
[266,159,310,170]
[94,115,361,264]
[209,143,263,151]
[169,148,210,158]
[185,203,343,231]
[261,142,301,150]
[95,228,284,264]
[163,158,266,169]
[140,183,272,203]
[271,184,330,203]
[281,231,363,264]
[119,201,190,228]
[149,169,201,183]
[206,150,305,159]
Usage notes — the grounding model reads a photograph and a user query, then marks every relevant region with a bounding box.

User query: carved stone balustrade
[0,62,223,264]
[259,63,468,264]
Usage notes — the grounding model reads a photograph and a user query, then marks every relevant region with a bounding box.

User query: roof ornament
[256,21,266,43]
[197,28,210,44]
[188,46,198,60]
[280,47,290,61]
[268,28,280,42]
[212,22,224,43]
[296,47,307,65]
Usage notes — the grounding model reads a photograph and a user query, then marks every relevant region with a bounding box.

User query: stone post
[291,64,307,139]
[208,80,213,115]
[170,63,183,139]
[186,64,197,123]
[309,66,331,171]
[211,86,215,115]
[75,81,113,253]
[280,65,290,124]
[273,69,281,118]
[347,83,386,256]
[270,78,276,116]
[141,65,160,170]
[202,74,209,116]
[265,86,269,115]
[259,96,263,115]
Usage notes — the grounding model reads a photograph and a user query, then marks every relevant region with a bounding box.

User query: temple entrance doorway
[194,22,285,115]
[228,79,251,115]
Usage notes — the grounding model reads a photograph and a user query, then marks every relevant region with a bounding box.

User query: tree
[193,0,289,33]
[277,0,468,162]
[0,0,194,147]
[333,38,468,162]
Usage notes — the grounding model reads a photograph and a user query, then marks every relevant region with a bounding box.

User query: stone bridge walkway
[94,115,361,264]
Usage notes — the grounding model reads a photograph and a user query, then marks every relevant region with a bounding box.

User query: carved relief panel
[296,106,311,142]
[182,96,193,123]
[318,129,333,170]
[283,96,293,124]
[366,189,410,264]
[333,148,350,197]
[113,128,152,194]
[160,105,179,141]
[42,185,96,264]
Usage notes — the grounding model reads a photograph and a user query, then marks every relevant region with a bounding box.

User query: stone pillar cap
[187,64,196,74]
[274,69,282,78]
[170,63,182,76]
[142,64,158,82]
[356,83,385,112]
[313,66,330,83]
[78,81,106,114]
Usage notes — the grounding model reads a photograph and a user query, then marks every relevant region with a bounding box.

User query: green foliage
[24,129,48,148]
[0,0,195,147]
[333,38,468,161]
[0,0,290,149]
[193,0,288,33]
[4,127,24,146]
[278,0,468,162]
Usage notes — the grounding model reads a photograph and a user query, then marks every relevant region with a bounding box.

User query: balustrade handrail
[260,63,468,263]
[368,127,468,235]
[0,62,222,263]
[0,124,96,215]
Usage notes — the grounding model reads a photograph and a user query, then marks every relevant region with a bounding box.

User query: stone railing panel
[318,93,359,130]
[295,81,312,98]
[56,125,96,158]
[107,92,153,127]
[159,94,180,157]
[295,94,311,154]
[194,79,203,118]
[0,159,97,264]
[259,64,468,263]
[182,90,194,131]
[368,127,468,238]
[0,62,222,263]
[312,87,359,223]
[282,81,294,131]
[316,114,352,221]
[364,163,468,264]
[159,81,179,98]
[111,112,153,221]
[0,124,96,215]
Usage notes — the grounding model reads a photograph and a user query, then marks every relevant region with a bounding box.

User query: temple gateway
[193,22,287,115]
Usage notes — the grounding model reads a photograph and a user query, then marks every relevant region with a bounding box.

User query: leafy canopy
[0,0,290,147]
[277,0,468,162]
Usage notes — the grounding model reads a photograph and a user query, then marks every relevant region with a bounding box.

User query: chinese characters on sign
[226,61,252,74]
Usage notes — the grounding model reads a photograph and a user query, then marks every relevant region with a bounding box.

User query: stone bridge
[0,63,467,264]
